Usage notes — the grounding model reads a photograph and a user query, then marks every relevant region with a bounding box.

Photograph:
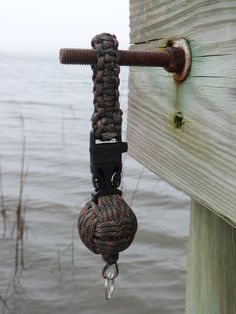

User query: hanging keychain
[60,31,190,300]
[77,33,138,300]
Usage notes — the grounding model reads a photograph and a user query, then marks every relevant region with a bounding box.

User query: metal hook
[104,277,115,300]
[102,263,119,300]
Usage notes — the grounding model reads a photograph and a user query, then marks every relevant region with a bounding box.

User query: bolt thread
[59,48,96,65]
[59,48,172,68]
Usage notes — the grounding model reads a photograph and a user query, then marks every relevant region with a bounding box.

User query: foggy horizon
[0,0,130,55]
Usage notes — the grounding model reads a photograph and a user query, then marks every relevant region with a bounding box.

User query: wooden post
[186,201,236,314]
[128,0,236,312]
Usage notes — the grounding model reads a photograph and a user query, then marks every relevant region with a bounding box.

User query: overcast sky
[0,0,130,55]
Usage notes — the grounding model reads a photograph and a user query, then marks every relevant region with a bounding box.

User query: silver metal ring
[102,263,119,280]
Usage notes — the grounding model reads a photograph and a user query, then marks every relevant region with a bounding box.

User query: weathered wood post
[186,201,236,313]
[128,1,236,313]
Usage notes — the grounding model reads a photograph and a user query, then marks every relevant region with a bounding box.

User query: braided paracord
[91,33,122,141]
[78,33,137,265]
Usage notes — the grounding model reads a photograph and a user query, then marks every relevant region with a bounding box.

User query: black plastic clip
[90,131,128,203]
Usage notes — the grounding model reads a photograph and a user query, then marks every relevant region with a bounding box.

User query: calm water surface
[0,53,190,314]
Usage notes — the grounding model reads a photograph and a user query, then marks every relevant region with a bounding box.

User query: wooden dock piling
[186,200,236,314]
[128,1,236,313]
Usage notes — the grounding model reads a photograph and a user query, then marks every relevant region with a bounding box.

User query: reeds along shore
[0,137,27,274]
[0,137,28,313]
[15,137,27,275]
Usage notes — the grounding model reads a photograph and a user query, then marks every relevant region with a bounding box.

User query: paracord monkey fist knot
[78,194,137,265]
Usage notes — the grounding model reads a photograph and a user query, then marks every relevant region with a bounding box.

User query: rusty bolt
[59,46,185,74]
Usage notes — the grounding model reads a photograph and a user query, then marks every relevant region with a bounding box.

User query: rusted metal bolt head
[164,46,185,73]
[172,39,191,82]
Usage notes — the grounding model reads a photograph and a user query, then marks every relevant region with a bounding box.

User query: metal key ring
[102,263,119,300]
[102,263,119,280]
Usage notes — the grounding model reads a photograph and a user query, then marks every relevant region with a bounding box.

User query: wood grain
[130,0,236,49]
[186,200,236,314]
[128,0,236,227]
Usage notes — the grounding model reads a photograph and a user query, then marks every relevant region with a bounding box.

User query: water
[0,53,190,314]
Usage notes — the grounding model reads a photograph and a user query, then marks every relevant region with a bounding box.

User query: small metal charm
[102,263,119,300]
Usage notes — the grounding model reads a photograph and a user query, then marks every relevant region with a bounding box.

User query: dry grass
[0,161,7,238]
[15,138,28,275]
